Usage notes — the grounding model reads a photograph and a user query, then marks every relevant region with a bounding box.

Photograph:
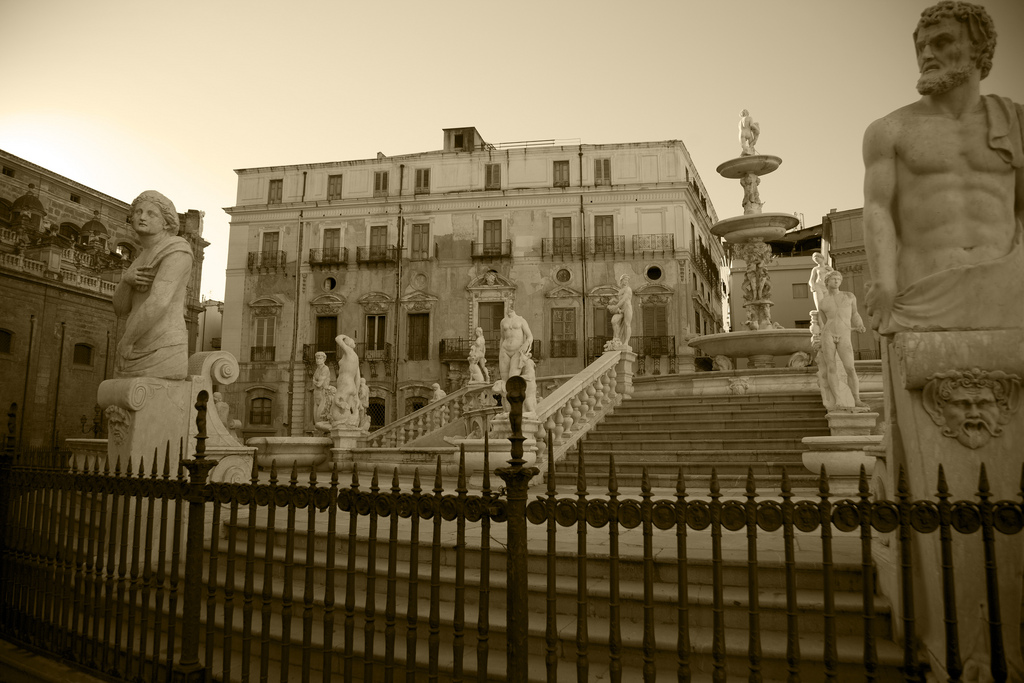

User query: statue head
[476,326,484,337]
[130,190,179,236]
[914,1,996,94]
[618,274,630,286]
[923,368,1021,449]
[825,270,843,288]
[213,391,224,401]
[314,351,326,364]
[811,251,826,265]
[740,109,749,117]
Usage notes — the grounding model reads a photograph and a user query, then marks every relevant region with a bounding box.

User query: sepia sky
[2,0,1022,301]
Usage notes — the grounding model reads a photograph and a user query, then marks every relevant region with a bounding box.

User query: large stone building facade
[0,150,208,448]
[221,128,726,438]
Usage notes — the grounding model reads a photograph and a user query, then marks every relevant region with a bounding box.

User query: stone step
[599,416,828,430]
[624,394,822,407]
[586,427,826,441]
[583,438,809,451]
[563,449,808,464]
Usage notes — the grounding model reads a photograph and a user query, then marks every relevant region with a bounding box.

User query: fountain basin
[716,155,782,179]
[689,329,812,367]
[711,213,801,243]
[247,436,332,471]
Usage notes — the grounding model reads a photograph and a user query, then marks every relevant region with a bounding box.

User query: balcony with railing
[250,346,276,362]
[356,245,400,265]
[632,234,674,254]
[308,247,348,268]
[549,339,577,358]
[247,251,287,272]
[470,240,512,260]
[585,336,613,363]
[585,235,625,258]
[542,237,583,259]
[439,338,542,363]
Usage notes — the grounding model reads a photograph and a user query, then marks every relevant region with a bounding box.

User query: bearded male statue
[862,2,1023,680]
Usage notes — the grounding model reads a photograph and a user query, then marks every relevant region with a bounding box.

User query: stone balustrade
[533,348,635,466]
[363,383,496,448]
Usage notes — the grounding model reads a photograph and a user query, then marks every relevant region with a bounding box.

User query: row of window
[255,303,671,364]
[266,158,615,204]
[247,395,387,430]
[0,329,95,365]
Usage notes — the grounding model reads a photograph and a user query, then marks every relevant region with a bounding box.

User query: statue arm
[862,118,899,332]
[118,252,190,353]
[849,294,866,333]
[521,318,534,353]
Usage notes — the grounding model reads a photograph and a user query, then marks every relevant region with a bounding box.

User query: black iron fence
[1,389,1021,682]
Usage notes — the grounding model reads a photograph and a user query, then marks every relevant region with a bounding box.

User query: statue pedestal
[448,414,539,483]
[801,434,882,495]
[99,377,192,474]
[330,426,366,466]
[825,410,877,436]
[881,329,1024,678]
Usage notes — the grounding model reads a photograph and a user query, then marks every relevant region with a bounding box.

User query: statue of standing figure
[467,326,490,384]
[807,251,836,313]
[330,334,362,428]
[311,351,333,424]
[810,270,866,410]
[113,191,192,380]
[738,109,760,156]
[605,274,633,350]
[498,304,533,384]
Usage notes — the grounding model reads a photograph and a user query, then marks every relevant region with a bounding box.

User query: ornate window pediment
[249,296,283,316]
[588,284,620,308]
[358,291,394,315]
[310,293,346,316]
[546,285,582,300]
[401,290,438,312]
[634,283,674,307]
[468,270,516,292]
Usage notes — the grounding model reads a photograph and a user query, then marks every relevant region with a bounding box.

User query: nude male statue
[812,271,866,406]
[113,191,192,380]
[863,1,1024,334]
[467,326,490,383]
[738,109,760,156]
[498,304,533,381]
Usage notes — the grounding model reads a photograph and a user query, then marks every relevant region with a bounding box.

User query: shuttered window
[485,164,501,190]
[366,315,387,351]
[373,171,389,196]
[595,158,611,185]
[644,305,668,337]
[551,308,577,357]
[407,313,429,360]
[255,317,276,348]
[327,174,343,200]
[411,224,430,259]
[553,160,570,187]
[268,179,283,204]
[415,168,430,193]
[483,220,502,248]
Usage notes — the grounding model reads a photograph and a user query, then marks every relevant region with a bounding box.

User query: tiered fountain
[689,110,812,368]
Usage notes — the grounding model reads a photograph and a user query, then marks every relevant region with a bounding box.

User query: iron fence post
[172,390,216,683]
[495,376,538,683]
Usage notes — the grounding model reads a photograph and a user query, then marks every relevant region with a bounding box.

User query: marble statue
[862,3,1024,678]
[811,271,866,410]
[712,355,733,371]
[311,351,332,423]
[214,391,243,438]
[498,304,533,383]
[738,109,760,156]
[807,251,836,313]
[467,326,490,384]
[112,191,192,380]
[330,334,362,427]
[431,383,446,401]
[740,173,761,214]
[787,351,813,369]
[520,355,538,414]
[606,274,633,350]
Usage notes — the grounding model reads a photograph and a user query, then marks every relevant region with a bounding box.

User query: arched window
[250,397,272,425]
[0,329,11,354]
[59,222,80,242]
[368,398,386,432]
[72,343,92,365]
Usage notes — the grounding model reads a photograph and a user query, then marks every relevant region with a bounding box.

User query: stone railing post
[172,390,217,683]
[496,377,538,683]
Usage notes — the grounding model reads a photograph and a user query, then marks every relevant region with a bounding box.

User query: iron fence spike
[977,462,991,496]
[371,466,379,492]
[746,467,756,496]
[458,446,467,494]
[331,461,339,485]
[270,459,278,483]
[392,467,400,493]
[412,468,421,493]
[858,465,870,497]
[163,441,171,478]
[710,468,720,496]
[434,455,443,494]
[676,466,686,496]
[290,461,299,485]
[608,452,618,494]
[819,464,830,497]
[937,464,949,497]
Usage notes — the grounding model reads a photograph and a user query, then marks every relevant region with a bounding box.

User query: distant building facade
[197,298,223,352]
[221,127,726,438]
[0,150,208,448]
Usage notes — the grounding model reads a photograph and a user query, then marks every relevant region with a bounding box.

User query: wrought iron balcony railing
[355,342,392,363]
[439,338,542,363]
[585,336,613,363]
[549,339,577,358]
[250,346,276,362]
[470,240,511,260]
[309,247,348,267]
[356,246,400,265]
[247,251,287,272]
[585,235,625,257]
[632,233,674,253]
[542,237,583,259]
[632,335,675,356]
